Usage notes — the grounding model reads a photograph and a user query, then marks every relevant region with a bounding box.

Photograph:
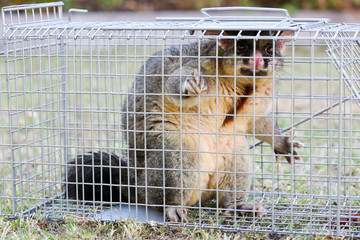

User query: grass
[0,215,316,239]
[0,37,360,238]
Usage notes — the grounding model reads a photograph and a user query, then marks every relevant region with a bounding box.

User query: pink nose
[248,50,264,70]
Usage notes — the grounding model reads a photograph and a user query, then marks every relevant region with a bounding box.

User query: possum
[65,30,302,222]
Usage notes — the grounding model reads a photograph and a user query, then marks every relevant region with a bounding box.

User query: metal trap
[0,2,359,237]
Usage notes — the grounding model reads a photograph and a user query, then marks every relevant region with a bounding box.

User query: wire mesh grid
[0,2,360,237]
[1,1,64,31]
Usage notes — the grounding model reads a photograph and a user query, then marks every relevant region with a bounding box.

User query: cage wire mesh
[0,2,360,237]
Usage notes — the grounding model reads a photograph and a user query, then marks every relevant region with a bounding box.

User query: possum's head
[205,30,293,77]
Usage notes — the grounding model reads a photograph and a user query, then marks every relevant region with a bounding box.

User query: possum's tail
[64,152,127,202]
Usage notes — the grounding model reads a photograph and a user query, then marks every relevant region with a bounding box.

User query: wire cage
[0,1,360,237]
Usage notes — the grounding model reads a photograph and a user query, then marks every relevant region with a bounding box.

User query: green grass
[1,215,323,239]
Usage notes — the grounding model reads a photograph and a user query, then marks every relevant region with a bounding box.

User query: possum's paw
[224,202,266,218]
[274,128,304,164]
[166,207,188,222]
[183,69,207,95]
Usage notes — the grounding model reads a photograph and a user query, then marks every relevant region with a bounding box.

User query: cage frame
[0,2,360,237]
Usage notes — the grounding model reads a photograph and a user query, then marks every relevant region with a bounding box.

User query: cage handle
[201,7,294,24]
[68,8,88,21]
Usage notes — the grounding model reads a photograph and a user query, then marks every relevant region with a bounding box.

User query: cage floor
[28,196,360,236]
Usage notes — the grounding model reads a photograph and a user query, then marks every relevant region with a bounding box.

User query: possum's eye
[237,43,248,54]
[264,45,274,55]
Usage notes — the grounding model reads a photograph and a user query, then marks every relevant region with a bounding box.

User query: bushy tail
[64,152,127,202]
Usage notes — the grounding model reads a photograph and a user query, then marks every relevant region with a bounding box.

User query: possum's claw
[183,69,207,95]
[224,202,266,218]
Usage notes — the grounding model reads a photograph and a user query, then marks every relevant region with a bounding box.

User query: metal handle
[201,7,294,23]
[68,8,88,21]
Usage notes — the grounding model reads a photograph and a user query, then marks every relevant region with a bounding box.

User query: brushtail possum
[65,30,302,222]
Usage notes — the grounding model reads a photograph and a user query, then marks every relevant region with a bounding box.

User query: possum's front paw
[274,128,304,164]
[182,69,207,95]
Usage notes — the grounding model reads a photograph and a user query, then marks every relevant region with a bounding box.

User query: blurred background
[1,0,360,12]
[2,0,360,24]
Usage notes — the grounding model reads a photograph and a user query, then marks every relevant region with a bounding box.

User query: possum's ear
[203,30,238,49]
[278,31,294,52]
